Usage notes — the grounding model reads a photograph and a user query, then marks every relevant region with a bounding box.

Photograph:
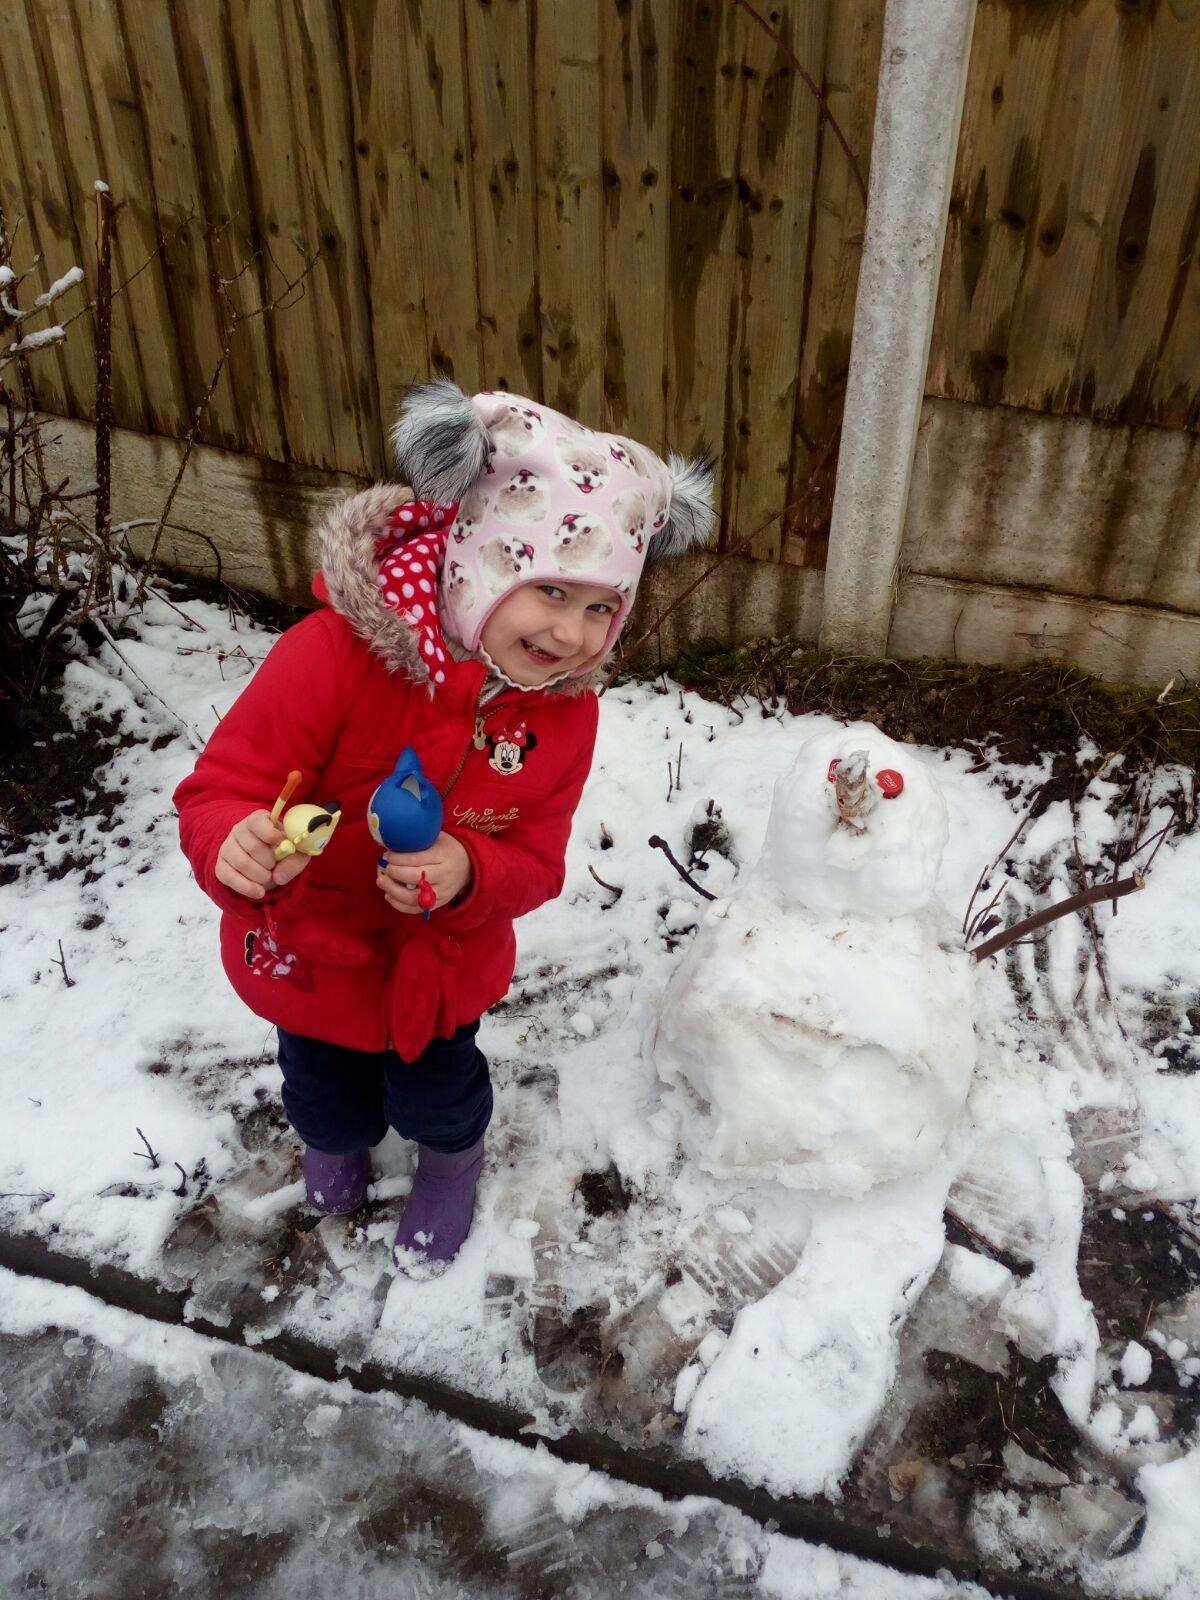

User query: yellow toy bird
[268,769,342,862]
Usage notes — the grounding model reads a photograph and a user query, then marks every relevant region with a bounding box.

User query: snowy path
[4,578,1200,1595]
[0,1268,987,1600]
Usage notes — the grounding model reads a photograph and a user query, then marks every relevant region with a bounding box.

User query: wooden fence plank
[341,0,427,450]
[534,0,603,421]
[463,0,541,397]
[116,0,241,449]
[724,0,829,562]
[1153,156,1200,431]
[599,0,671,441]
[1077,6,1200,426]
[23,0,153,428]
[927,1,1068,409]
[1010,9,1152,422]
[401,0,482,393]
[665,0,748,531]
[71,0,192,436]
[0,0,95,417]
[931,0,1200,435]
[281,0,383,477]
[993,9,1136,418]
[0,37,71,414]
[224,0,340,468]
[166,0,287,463]
[783,0,882,569]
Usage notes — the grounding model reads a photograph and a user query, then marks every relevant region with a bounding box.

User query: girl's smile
[481,581,622,685]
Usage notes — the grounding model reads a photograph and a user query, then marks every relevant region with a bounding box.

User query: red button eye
[875,768,904,798]
[826,758,841,782]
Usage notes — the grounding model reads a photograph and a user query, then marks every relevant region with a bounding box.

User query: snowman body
[655,722,976,1197]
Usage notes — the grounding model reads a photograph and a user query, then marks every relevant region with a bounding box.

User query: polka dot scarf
[374,499,459,688]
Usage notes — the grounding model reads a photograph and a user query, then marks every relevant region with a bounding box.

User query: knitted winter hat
[390,382,715,675]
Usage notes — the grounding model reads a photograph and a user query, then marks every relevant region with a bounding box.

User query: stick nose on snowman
[827,749,905,831]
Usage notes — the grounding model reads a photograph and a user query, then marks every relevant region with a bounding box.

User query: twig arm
[971,875,1145,963]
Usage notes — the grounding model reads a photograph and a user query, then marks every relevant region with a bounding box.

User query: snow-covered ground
[3,579,1199,1595]
[0,1268,986,1599]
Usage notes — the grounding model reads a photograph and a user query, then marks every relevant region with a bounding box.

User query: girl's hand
[216,810,312,899]
[378,831,472,915]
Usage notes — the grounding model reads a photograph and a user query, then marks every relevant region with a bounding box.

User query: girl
[174,381,714,1273]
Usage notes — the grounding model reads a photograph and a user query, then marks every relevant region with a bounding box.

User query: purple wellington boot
[392,1138,485,1274]
[303,1147,372,1216]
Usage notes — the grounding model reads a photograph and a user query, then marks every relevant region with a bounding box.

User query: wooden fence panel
[1077,7,1200,427]
[534,0,604,421]
[723,0,829,562]
[73,0,192,436]
[341,0,428,450]
[930,0,1200,432]
[166,0,288,462]
[24,0,147,429]
[3,0,888,566]
[984,9,1126,418]
[783,0,882,569]
[464,0,542,399]
[665,0,748,527]
[117,0,241,448]
[282,0,382,477]
[927,2,1068,409]
[0,0,95,418]
[224,0,341,468]
[401,0,483,395]
[600,0,671,442]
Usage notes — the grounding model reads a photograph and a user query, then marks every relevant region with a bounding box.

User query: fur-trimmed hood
[316,485,598,695]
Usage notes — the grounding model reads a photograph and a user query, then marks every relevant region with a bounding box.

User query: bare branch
[971,875,1145,963]
[52,938,75,988]
[133,1128,159,1169]
[649,834,717,901]
[587,863,623,907]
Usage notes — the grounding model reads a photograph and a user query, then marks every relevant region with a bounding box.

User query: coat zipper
[385,685,520,1048]
[440,685,520,802]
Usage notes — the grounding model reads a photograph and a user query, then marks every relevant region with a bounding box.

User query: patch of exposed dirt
[1,571,303,866]
[1080,1202,1200,1342]
[576,1165,632,1220]
[911,1348,1081,1484]
[623,640,1200,789]
[0,674,124,872]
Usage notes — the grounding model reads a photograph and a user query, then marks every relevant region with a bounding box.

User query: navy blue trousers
[276,1021,492,1156]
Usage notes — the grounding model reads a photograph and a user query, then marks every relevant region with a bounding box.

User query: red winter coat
[173,485,599,1057]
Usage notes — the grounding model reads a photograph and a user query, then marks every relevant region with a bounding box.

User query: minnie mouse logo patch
[487,721,537,775]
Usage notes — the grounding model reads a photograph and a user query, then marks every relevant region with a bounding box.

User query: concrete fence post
[819,0,978,658]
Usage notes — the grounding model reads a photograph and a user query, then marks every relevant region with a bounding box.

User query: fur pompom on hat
[390,381,715,673]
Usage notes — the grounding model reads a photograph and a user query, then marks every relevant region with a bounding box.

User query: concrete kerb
[0,1225,1090,1600]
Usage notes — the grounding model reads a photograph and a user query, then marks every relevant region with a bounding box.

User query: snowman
[652,723,978,1494]
[655,721,976,1195]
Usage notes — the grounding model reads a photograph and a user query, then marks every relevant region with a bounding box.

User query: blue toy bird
[368,748,444,918]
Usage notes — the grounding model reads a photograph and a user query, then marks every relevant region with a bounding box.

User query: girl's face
[481,581,622,685]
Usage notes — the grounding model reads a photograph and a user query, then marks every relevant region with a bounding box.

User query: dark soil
[0,679,125,870]
[1079,1203,1200,1342]
[914,1347,1080,1481]
[576,1165,633,1220]
[622,639,1200,778]
[154,568,308,637]
[1,570,303,862]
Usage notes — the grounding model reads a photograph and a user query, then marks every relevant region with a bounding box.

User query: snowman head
[760,722,949,920]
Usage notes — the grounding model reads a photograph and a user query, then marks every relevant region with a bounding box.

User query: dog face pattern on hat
[439,393,674,667]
